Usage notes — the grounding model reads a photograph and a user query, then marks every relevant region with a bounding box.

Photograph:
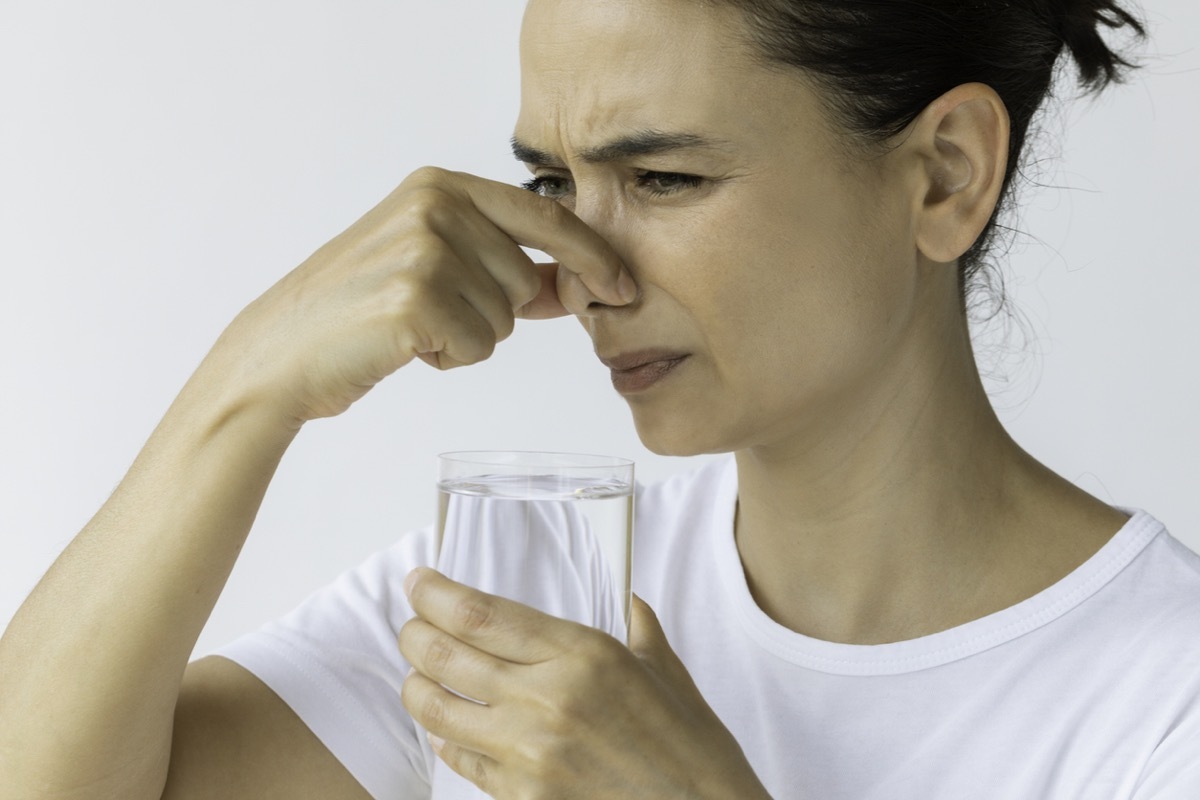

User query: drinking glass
[436,451,635,643]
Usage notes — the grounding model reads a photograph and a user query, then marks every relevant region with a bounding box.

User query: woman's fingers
[221,164,628,423]
[400,571,769,798]
[402,290,503,370]
[399,670,498,759]
[516,263,570,320]
[440,200,543,318]
[398,617,511,704]
[425,737,501,798]
[422,168,635,310]
[403,568,579,664]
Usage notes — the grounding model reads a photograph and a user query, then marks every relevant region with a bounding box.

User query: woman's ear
[906,82,1010,264]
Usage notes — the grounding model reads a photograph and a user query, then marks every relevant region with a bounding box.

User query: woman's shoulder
[1129,514,1200,603]
[1091,512,1200,656]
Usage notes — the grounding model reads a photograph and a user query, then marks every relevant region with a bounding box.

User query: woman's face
[516,0,931,457]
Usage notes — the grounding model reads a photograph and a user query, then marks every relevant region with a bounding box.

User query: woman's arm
[0,348,301,798]
[0,167,631,799]
[163,656,374,799]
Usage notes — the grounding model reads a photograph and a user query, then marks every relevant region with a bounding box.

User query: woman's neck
[731,318,1126,645]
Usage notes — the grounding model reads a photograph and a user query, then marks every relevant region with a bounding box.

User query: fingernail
[428,733,446,752]
[403,569,420,599]
[616,270,637,303]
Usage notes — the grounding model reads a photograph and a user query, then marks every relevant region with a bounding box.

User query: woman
[3,0,1196,798]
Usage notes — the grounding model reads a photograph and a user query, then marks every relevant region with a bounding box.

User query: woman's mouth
[600,350,690,394]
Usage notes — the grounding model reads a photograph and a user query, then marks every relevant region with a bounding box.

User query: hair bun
[1053,0,1146,92]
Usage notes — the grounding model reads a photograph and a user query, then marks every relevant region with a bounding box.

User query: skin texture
[0,0,1130,798]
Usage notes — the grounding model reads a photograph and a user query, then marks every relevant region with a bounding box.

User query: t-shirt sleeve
[214,526,438,800]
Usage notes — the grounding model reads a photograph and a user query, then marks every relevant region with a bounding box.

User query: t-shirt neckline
[708,456,1165,676]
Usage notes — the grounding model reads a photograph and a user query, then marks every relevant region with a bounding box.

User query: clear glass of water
[436,451,635,643]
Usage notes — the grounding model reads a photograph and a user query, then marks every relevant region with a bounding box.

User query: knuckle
[455,594,499,635]
[377,276,424,331]
[470,756,491,792]
[474,330,499,360]
[513,731,559,775]
[535,668,592,730]
[545,686,587,731]
[513,729,577,795]
[429,353,460,372]
[516,269,543,307]
[382,236,455,303]
[397,232,451,270]
[511,734,544,767]
[453,329,497,367]
[544,640,625,715]
[420,690,451,731]
[381,241,455,309]
[578,630,625,672]
[494,311,517,342]
[425,634,456,676]
[396,182,460,231]
[404,164,451,188]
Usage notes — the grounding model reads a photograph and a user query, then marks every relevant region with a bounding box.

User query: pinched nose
[557,259,640,319]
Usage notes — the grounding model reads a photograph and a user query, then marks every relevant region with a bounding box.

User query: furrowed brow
[579,131,731,164]
[511,138,561,167]
[511,130,731,167]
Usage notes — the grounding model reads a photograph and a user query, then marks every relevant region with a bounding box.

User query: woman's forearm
[0,350,297,798]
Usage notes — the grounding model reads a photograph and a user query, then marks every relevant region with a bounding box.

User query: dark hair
[711,0,1147,306]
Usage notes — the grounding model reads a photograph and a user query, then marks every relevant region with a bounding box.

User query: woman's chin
[630,412,735,458]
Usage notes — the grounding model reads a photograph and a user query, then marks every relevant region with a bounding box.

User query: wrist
[183,324,311,438]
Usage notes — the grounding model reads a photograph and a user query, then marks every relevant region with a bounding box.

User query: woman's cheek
[633,208,740,289]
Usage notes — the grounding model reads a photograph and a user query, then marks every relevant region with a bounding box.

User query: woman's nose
[566,194,640,318]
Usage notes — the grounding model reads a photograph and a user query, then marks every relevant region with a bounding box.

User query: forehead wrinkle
[518,1,741,154]
[516,1,798,175]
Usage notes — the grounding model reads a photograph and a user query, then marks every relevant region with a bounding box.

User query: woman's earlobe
[912,83,1010,264]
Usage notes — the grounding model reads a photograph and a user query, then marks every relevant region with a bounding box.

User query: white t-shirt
[217,456,1200,799]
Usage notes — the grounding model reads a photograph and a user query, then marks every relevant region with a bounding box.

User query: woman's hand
[398,568,772,800]
[205,167,634,426]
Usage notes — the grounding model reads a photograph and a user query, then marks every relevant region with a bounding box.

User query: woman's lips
[600,350,690,394]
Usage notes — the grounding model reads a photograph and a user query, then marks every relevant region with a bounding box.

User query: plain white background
[1,1,1196,657]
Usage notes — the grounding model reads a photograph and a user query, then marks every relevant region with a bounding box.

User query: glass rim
[437,450,634,471]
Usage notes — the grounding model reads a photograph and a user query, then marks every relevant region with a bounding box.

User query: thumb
[629,595,696,690]
[515,263,570,320]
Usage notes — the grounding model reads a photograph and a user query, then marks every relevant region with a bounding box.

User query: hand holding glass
[436,452,635,643]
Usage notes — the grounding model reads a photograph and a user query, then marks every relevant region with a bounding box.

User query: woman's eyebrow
[511,130,734,167]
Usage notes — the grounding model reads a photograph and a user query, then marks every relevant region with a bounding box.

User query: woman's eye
[521,171,703,200]
[636,171,703,196]
[521,175,574,199]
